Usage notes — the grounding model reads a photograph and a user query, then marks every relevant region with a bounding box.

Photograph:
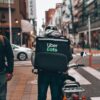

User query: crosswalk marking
[82,67,100,80]
[68,68,91,85]
[91,97,100,100]
[73,53,100,57]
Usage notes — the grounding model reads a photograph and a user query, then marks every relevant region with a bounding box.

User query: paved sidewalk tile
[7,67,51,100]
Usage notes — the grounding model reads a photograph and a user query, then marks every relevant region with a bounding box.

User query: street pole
[21,32,23,46]
[88,16,91,48]
[69,0,75,42]
[88,16,92,66]
[8,0,12,44]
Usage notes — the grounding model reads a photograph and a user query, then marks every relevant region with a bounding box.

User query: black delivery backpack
[34,37,71,72]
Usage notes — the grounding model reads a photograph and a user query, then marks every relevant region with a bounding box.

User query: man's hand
[32,68,38,74]
[6,73,13,81]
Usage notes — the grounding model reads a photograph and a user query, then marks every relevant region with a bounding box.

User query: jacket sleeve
[4,37,14,73]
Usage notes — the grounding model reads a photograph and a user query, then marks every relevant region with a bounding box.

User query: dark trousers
[38,71,62,100]
[0,71,7,100]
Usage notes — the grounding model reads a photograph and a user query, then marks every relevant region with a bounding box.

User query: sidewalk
[74,48,100,55]
[7,66,51,100]
[74,48,100,68]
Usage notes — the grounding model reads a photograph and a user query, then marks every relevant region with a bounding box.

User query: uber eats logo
[46,43,58,52]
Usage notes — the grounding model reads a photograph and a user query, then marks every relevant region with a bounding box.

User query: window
[0,0,14,4]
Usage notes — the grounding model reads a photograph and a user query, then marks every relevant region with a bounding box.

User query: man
[0,33,14,100]
[31,26,73,100]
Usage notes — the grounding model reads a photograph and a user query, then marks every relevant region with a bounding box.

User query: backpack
[34,37,72,72]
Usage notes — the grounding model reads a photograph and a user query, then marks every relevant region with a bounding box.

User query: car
[11,44,33,61]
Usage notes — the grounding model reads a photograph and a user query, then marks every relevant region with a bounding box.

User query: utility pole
[69,0,75,42]
[88,16,92,66]
[60,3,63,34]
[8,0,12,44]
[88,16,91,49]
[82,0,85,23]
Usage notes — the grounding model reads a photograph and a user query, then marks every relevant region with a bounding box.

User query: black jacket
[0,36,14,73]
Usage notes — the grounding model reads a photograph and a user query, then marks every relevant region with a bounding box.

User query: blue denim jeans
[0,71,7,100]
[38,71,62,100]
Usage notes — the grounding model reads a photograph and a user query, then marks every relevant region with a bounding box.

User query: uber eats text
[46,43,58,52]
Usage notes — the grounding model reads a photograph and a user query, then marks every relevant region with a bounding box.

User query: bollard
[82,96,87,100]
[72,94,79,100]
[63,95,67,100]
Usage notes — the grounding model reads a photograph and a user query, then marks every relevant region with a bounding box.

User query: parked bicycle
[62,63,86,100]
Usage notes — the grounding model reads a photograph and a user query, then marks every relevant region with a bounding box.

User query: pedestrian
[31,26,73,100]
[0,33,14,100]
[81,39,85,50]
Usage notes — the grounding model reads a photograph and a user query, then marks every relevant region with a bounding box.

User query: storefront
[79,29,100,49]
[0,27,21,45]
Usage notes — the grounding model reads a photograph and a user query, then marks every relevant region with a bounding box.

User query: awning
[21,20,33,33]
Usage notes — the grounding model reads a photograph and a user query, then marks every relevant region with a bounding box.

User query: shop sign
[28,0,36,19]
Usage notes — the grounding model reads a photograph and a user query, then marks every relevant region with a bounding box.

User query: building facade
[0,0,26,45]
[0,0,36,48]
[43,0,100,49]
[77,0,100,49]
[45,8,55,26]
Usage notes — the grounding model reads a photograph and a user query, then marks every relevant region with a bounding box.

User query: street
[0,0,100,99]
[7,54,100,100]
